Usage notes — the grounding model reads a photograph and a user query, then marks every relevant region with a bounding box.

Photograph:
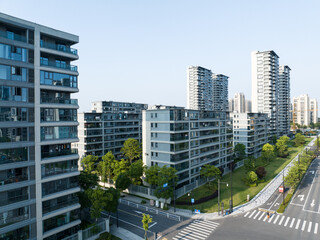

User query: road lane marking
[185,227,210,236]
[289,218,296,228]
[295,219,301,229]
[273,215,280,224]
[268,214,274,223]
[284,217,290,227]
[180,230,206,239]
[244,212,250,217]
[301,220,307,231]
[253,211,261,219]
[191,221,218,230]
[258,212,265,220]
[194,220,220,227]
[186,225,212,234]
[263,215,268,222]
[290,203,304,207]
[311,200,315,207]
[308,222,313,232]
[314,223,318,234]
[248,210,256,218]
[181,229,209,238]
[278,216,285,225]
[269,193,282,210]
[177,232,202,240]
[303,170,318,211]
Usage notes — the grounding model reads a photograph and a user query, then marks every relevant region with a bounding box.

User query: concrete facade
[278,65,291,136]
[310,99,318,124]
[142,105,233,188]
[212,74,228,111]
[234,92,246,113]
[0,13,80,240]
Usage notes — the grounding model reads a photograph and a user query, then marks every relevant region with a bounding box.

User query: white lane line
[314,223,318,234]
[149,222,157,228]
[194,220,220,227]
[269,193,282,210]
[263,215,268,222]
[186,225,212,234]
[248,210,256,218]
[278,216,285,225]
[180,230,206,239]
[177,232,200,240]
[253,211,261,219]
[295,219,301,229]
[244,212,250,217]
[181,229,209,238]
[308,222,313,232]
[301,220,307,231]
[289,218,296,228]
[284,217,290,227]
[273,215,280,224]
[303,170,318,211]
[268,214,274,223]
[184,227,210,236]
[258,212,265,221]
[190,222,217,230]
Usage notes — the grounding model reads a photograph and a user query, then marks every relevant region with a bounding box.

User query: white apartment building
[234,93,246,113]
[142,106,233,188]
[212,74,229,111]
[228,99,234,112]
[251,50,279,137]
[245,100,252,113]
[278,65,291,136]
[293,94,318,126]
[310,99,318,124]
[232,113,269,157]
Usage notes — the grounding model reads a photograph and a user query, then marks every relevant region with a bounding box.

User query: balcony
[0,30,26,42]
[0,174,28,186]
[40,41,78,55]
[0,194,28,207]
[42,149,78,159]
[40,58,78,72]
[41,97,78,105]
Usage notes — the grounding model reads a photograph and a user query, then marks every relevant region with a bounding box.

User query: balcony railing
[40,59,78,72]
[43,197,79,214]
[0,194,28,207]
[0,175,28,186]
[40,97,78,105]
[40,41,78,55]
[0,30,27,42]
[42,149,78,159]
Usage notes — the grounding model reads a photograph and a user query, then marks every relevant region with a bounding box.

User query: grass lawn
[175,137,313,213]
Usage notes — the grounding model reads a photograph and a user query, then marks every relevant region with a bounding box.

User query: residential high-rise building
[278,65,291,136]
[187,66,213,111]
[232,113,268,157]
[251,50,279,136]
[310,99,318,124]
[142,106,233,187]
[245,100,252,113]
[76,101,147,160]
[0,13,80,240]
[187,66,228,111]
[234,92,246,113]
[293,94,310,126]
[228,99,234,112]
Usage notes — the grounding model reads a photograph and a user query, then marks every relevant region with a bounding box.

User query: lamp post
[188,191,194,214]
[282,168,285,205]
[173,177,176,213]
[218,178,229,216]
[230,161,234,213]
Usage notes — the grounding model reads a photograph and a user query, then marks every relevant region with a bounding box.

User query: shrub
[141,199,147,204]
[247,171,258,184]
[255,166,267,179]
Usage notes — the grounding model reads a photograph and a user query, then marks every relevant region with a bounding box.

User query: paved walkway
[110,224,143,240]
[121,137,317,221]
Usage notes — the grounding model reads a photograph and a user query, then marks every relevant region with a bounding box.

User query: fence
[62,220,108,240]
[119,198,182,222]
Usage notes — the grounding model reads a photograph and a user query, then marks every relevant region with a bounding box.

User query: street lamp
[230,161,234,213]
[218,178,229,216]
[188,191,194,214]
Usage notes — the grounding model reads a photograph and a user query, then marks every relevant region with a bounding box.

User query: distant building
[212,74,229,111]
[76,101,147,159]
[232,113,269,157]
[228,99,234,112]
[278,65,291,136]
[293,94,310,126]
[142,106,233,188]
[245,100,252,113]
[234,93,246,113]
[310,99,318,124]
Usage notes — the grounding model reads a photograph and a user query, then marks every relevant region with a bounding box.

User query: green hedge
[277,192,293,213]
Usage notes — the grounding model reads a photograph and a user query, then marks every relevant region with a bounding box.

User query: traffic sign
[191,198,195,204]
[194,209,200,214]
[279,186,284,193]
[163,183,168,188]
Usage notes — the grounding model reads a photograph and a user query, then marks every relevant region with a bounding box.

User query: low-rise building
[142,106,233,187]
[232,113,268,157]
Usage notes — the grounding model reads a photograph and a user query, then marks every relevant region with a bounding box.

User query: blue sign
[163,183,168,188]
[194,209,201,214]
[191,198,195,204]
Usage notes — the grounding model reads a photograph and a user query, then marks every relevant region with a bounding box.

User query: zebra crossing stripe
[284,217,290,227]
[295,219,301,229]
[268,215,274,223]
[258,212,265,220]
[181,229,208,238]
[177,232,203,240]
[308,222,312,233]
[186,225,212,234]
[273,215,280,224]
[244,212,250,217]
[301,220,307,231]
[278,215,285,225]
[314,223,318,234]
[179,231,206,240]
[289,218,296,228]
[253,211,261,219]
[248,210,256,218]
[263,215,268,222]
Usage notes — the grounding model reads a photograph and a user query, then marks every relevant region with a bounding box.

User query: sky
[1,0,320,112]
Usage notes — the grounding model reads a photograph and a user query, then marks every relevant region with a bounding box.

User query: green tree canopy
[81,155,98,173]
[79,171,99,191]
[200,164,221,189]
[244,156,256,172]
[98,151,116,184]
[142,214,152,240]
[261,143,275,164]
[144,165,161,187]
[121,138,142,163]
[104,187,120,215]
[115,172,132,191]
[276,136,290,158]
[234,143,246,161]
[88,187,113,220]
[113,159,129,180]
[128,159,144,185]
[293,133,305,147]
[247,171,258,184]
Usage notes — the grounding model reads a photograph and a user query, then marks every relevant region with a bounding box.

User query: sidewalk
[122,137,317,221]
[110,224,143,240]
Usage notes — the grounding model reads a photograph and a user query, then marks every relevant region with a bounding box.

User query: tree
[200,164,221,189]
[247,171,258,185]
[293,133,305,147]
[121,138,142,163]
[271,135,278,145]
[261,143,275,164]
[244,156,256,172]
[129,159,144,185]
[81,155,98,173]
[79,171,99,191]
[115,172,132,191]
[255,166,267,179]
[234,143,246,161]
[276,136,290,158]
[98,151,116,185]
[155,166,178,204]
[142,213,152,240]
[104,187,120,216]
[88,187,113,221]
[144,165,161,187]
[113,159,129,180]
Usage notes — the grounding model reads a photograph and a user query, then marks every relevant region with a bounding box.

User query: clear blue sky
[1,0,319,112]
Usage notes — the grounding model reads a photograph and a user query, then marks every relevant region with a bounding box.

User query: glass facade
[0,127,28,142]
[0,64,27,81]
[40,126,77,141]
[0,147,29,165]
[41,159,78,177]
[0,206,29,228]
[0,226,29,240]
[0,43,27,62]
[42,176,78,196]
[41,108,77,122]
[41,143,76,159]
[43,209,79,233]
[0,187,29,207]
[42,193,78,214]
[0,86,28,102]
[40,70,77,88]
[0,107,28,122]
[0,167,28,186]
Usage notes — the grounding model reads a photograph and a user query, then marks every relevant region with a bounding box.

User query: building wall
[234,92,246,113]
[278,65,291,136]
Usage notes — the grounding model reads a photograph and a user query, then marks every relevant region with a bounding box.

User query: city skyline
[1,1,319,112]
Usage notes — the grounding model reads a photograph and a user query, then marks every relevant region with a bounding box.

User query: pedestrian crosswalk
[172,219,220,240]
[243,210,319,234]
